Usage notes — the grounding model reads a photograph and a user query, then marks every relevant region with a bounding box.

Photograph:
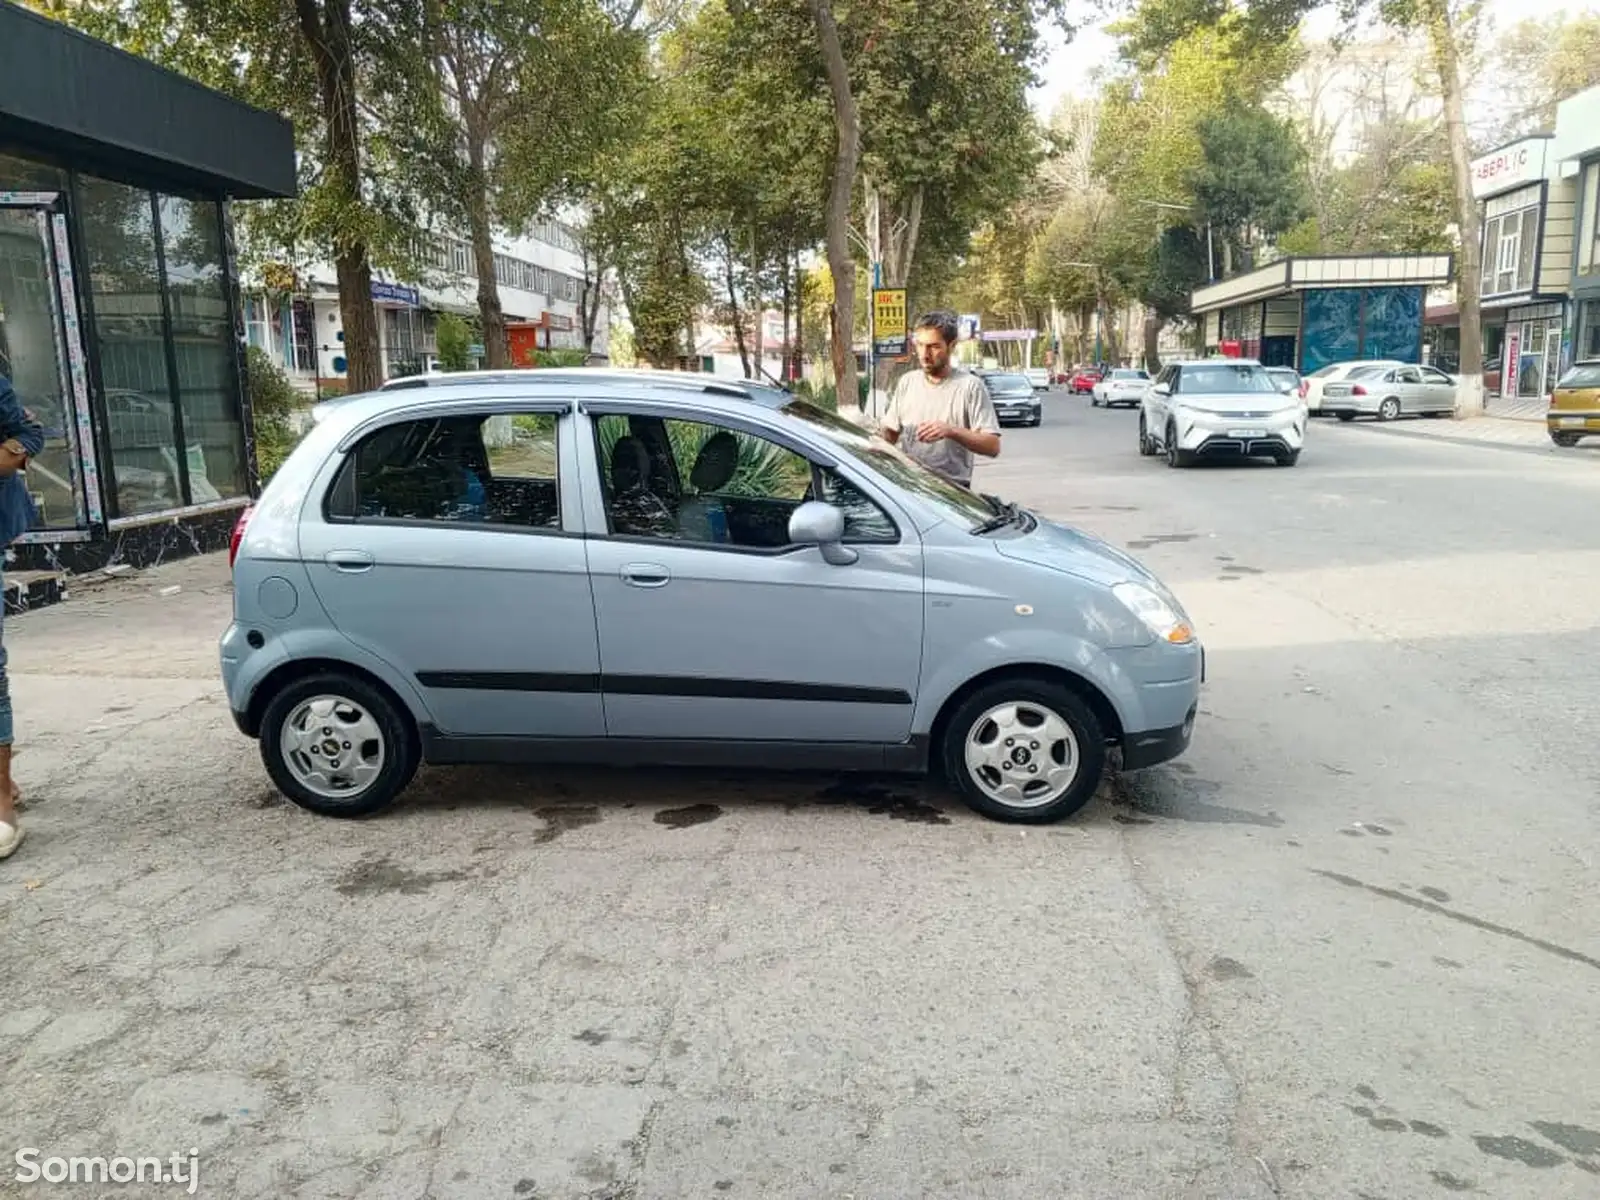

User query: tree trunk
[750,225,763,380]
[781,242,793,384]
[793,247,805,384]
[722,237,751,377]
[464,151,508,368]
[1425,0,1483,416]
[1144,312,1166,373]
[809,0,859,414]
[296,0,381,392]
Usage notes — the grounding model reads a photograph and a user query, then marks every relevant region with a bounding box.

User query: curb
[1329,419,1582,460]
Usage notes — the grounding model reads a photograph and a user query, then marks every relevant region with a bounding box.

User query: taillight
[1298,381,1308,398]
[1351,385,1367,396]
[229,504,255,569]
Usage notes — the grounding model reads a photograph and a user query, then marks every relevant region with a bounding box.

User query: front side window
[592,411,896,548]
[326,410,561,529]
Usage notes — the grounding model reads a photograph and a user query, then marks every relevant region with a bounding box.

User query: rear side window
[1559,364,1600,389]
[325,411,562,530]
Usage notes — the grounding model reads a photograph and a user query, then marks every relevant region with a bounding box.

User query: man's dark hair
[914,310,959,346]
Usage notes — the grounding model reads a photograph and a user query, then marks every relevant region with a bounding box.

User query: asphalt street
[1,391,1597,1199]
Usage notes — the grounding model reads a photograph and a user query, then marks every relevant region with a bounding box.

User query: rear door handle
[621,562,670,588]
[325,550,375,573]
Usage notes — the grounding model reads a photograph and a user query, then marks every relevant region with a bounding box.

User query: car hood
[993,516,1163,589]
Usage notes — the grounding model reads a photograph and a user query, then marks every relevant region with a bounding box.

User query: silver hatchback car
[220,370,1204,824]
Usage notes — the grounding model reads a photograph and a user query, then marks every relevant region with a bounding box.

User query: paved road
[1,391,1596,1198]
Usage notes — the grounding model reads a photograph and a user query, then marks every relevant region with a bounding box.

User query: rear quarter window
[1559,364,1600,389]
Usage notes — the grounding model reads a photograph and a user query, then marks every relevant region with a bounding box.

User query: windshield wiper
[972,493,1025,535]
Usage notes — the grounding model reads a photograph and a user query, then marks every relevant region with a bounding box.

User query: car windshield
[1177,364,1280,394]
[986,374,1032,394]
[1111,370,1147,380]
[781,400,999,527]
[1558,363,1600,389]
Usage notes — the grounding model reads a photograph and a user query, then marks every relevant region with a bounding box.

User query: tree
[1479,12,1600,143]
[435,313,475,370]
[1188,98,1311,271]
[810,0,861,410]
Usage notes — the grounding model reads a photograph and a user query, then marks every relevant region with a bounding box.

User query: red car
[1069,367,1104,394]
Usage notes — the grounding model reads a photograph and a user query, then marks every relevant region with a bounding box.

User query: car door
[576,401,925,746]
[1392,365,1425,412]
[1145,366,1173,434]
[298,401,607,739]
[1419,365,1458,412]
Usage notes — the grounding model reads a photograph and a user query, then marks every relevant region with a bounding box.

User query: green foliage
[531,349,590,368]
[435,314,475,372]
[245,346,306,483]
[1188,97,1310,266]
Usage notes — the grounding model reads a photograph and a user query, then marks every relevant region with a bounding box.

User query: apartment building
[242,214,616,395]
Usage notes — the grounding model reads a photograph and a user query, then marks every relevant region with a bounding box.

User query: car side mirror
[1154,384,1171,396]
[788,501,857,565]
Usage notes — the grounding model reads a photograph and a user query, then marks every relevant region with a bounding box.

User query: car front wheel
[259,671,420,817]
[1165,424,1192,467]
[941,679,1106,823]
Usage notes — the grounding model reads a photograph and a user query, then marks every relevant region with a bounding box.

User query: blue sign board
[370,281,420,307]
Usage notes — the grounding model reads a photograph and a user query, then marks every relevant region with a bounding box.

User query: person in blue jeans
[0,374,45,860]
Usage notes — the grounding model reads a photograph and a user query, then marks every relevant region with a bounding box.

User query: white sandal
[0,820,22,860]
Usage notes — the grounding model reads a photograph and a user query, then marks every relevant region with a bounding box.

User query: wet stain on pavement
[1113,813,1154,825]
[1369,1117,1409,1133]
[814,781,952,825]
[1221,564,1264,575]
[199,1113,227,1126]
[513,1179,538,1196]
[1321,763,1354,776]
[1433,957,1464,969]
[1430,1171,1476,1192]
[655,803,723,829]
[1410,1121,1449,1139]
[1207,956,1254,980]
[1473,1134,1566,1168]
[1311,870,1600,973]
[1121,774,1283,827]
[335,856,470,896]
[573,1028,609,1045]
[1419,886,1451,902]
[1126,533,1199,548]
[1529,1121,1600,1157]
[531,805,601,844]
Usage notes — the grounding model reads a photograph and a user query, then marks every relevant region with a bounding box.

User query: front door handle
[325,550,375,573]
[621,562,670,588]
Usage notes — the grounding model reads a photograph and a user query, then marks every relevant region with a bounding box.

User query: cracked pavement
[2,401,1598,1198]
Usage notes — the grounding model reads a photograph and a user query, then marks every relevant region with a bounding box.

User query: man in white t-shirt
[880,310,1000,488]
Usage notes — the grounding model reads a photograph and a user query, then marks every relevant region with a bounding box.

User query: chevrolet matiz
[221,370,1204,824]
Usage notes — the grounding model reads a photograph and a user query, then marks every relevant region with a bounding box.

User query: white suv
[1138,358,1306,468]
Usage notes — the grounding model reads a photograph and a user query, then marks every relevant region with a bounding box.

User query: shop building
[1188,254,1455,373]
[0,5,294,591]
[1470,134,1578,405]
[1554,85,1600,370]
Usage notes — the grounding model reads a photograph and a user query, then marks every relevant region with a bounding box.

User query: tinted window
[1174,364,1279,394]
[1421,368,1454,385]
[984,374,1032,393]
[327,411,561,528]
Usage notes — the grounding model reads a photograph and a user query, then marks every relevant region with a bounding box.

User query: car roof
[314,368,798,431]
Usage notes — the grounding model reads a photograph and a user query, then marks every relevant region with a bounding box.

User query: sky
[1025,0,1593,122]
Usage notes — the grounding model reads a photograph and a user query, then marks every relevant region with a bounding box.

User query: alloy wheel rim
[279,694,387,800]
[963,700,1081,809]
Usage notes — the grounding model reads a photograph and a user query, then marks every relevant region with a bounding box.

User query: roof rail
[378,367,787,402]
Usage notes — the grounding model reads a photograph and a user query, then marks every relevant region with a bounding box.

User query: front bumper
[1175,409,1304,456]
[995,400,1041,423]
[1121,705,1198,769]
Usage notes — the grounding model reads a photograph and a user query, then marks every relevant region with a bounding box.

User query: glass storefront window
[0,150,64,192]
[79,174,184,516]
[1581,301,1600,362]
[156,194,247,502]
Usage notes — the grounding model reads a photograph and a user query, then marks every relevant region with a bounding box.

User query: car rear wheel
[1552,431,1581,447]
[259,672,420,818]
[941,679,1106,823]
[1378,397,1401,421]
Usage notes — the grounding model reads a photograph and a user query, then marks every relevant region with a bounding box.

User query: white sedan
[1091,368,1152,408]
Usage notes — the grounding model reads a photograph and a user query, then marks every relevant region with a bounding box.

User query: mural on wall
[1301,287,1424,373]
[1301,290,1362,373]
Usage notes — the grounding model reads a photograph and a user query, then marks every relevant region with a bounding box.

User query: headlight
[1112,582,1194,644]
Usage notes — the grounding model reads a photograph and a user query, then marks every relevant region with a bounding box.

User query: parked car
[977,370,1043,426]
[1138,358,1304,467]
[1319,362,1458,421]
[1023,366,1051,391]
[1091,368,1152,408]
[1265,367,1301,396]
[1298,360,1406,416]
[1069,367,1105,394]
[1547,360,1600,446]
[222,369,1203,825]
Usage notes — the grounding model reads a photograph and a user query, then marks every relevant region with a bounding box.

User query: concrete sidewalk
[1330,411,1585,456]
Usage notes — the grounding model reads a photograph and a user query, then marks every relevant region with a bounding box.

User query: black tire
[1552,431,1580,447]
[1336,413,1355,422]
[940,677,1106,824]
[1138,414,1155,456]
[1165,424,1192,468]
[258,671,420,818]
[1275,449,1300,467]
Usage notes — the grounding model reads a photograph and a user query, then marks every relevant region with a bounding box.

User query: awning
[1190,255,1456,315]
